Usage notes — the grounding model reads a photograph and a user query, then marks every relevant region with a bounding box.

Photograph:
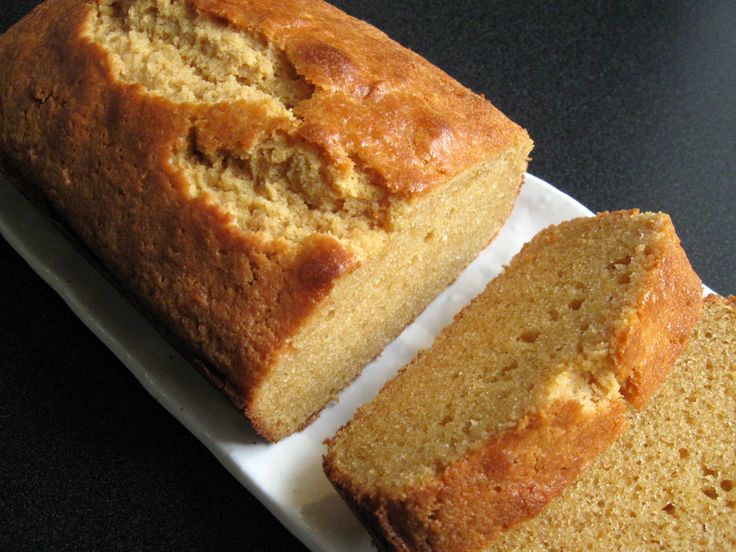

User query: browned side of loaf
[0,1,350,441]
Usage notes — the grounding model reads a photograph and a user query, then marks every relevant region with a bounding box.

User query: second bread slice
[324,210,702,552]
[490,294,735,549]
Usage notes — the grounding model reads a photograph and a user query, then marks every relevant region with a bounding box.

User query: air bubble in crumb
[519,330,540,343]
[702,486,718,499]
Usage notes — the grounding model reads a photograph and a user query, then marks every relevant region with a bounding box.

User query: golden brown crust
[325,400,628,551]
[190,0,529,195]
[613,214,703,408]
[0,0,529,440]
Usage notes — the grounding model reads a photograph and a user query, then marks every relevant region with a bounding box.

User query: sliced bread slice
[324,210,702,551]
[492,295,736,550]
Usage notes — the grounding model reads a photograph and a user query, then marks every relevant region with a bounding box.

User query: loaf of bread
[492,295,735,550]
[324,211,702,551]
[0,0,532,440]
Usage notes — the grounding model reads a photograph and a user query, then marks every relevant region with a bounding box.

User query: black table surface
[2,1,734,550]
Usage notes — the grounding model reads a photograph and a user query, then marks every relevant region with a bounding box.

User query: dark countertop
[2,1,734,550]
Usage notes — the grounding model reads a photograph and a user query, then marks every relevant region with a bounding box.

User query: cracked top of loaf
[183,0,528,196]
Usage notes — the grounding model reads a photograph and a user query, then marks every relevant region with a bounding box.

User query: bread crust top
[190,0,529,195]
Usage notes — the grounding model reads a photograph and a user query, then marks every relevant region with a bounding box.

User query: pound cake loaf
[492,295,736,550]
[324,211,702,551]
[0,0,532,440]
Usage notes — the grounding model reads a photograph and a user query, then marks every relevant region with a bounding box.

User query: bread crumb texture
[324,211,702,551]
[0,0,531,439]
[494,295,736,551]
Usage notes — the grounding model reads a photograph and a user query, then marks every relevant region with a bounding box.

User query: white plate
[0,173,593,551]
